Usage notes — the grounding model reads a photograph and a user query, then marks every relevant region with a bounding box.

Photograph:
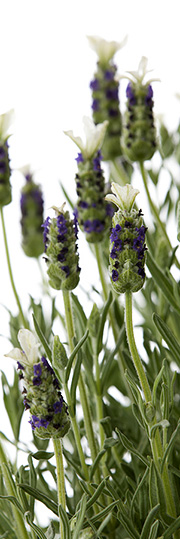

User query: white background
[0,0,180,525]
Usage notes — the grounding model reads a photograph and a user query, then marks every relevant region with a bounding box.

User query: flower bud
[18,356,70,439]
[75,150,114,242]
[105,183,147,293]
[20,173,44,257]
[64,117,114,243]
[122,57,157,162]
[42,205,80,290]
[5,329,70,439]
[88,35,126,160]
[0,110,14,207]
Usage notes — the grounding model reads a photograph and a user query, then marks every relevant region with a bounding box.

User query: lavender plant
[1,37,180,539]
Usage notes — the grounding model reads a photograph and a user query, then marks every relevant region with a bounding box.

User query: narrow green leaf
[17,483,58,515]
[32,313,52,362]
[0,494,24,514]
[90,500,119,524]
[116,428,149,467]
[70,350,83,409]
[146,252,180,315]
[148,519,159,539]
[25,511,47,539]
[31,451,54,460]
[65,329,89,383]
[160,421,180,473]
[90,449,106,481]
[101,324,125,390]
[117,501,140,539]
[96,291,113,354]
[72,494,87,539]
[131,467,149,518]
[63,448,86,479]
[163,515,180,538]
[58,505,71,539]
[153,312,180,367]
[86,478,107,510]
[140,504,160,539]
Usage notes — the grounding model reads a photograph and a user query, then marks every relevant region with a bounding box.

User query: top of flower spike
[0,109,14,140]
[64,116,108,159]
[105,182,139,211]
[120,56,160,85]
[5,329,40,367]
[87,35,127,64]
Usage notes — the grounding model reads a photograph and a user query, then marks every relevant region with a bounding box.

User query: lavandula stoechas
[0,111,13,207]
[88,35,126,160]
[20,173,44,257]
[42,204,80,290]
[64,117,114,243]
[105,183,147,293]
[122,57,157,162]
[5,329,70,439]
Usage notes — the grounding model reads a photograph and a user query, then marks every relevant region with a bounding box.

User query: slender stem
[0,442,30,539]
[62,290,100,479]
[139,161,180,269]
[0,207,28,328]
[94,243,132,400]
[125,290,152,402]
[53,438,66,538]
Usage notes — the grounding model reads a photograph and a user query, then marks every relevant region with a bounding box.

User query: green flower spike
[122,56,158,162]
[20,171,44,257]
[5,329,70,439]
[64,117,114,243]
[105,182,148,293]
[88,35,127,160]
[0,110,14,207]
[42,203,81,290]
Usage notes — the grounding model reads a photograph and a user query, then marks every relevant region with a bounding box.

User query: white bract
[105,182,139,211]
[0,109,14,139]
[87,35,127,64]
[5,329,40,367]
[119,56,160,85]
[64,116,108,159]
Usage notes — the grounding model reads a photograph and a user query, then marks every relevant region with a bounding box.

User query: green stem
[0,207,28,328]
[124,291,177,523]
[139,161,180,269]
[62,290,99,479]
[125,290,151,403]
[53,438,66,538]
[94,243,132,400]
[0,442,30,539]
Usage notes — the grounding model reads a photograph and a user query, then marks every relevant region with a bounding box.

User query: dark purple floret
[79,201,89,208]
[42,216,50,251]
[108,108,118,117]
[0,146,6,157]
[41,356,54,375]
[83,220,94,233]
[93,219,104,232]
[106,88,119,100]
[61,265,70,276]
[53,396,63,414]
[23,397,30,410]
[38,418,50,428]
[33,376,42,386]
[145,84,153,105]
[125,221,132,228]
[137,265,145,279]
[110,247,117,259]
[75,152,84,163]
[73,208,79,238]
[104,69,114,81]
[114,239,122,251]
[58,247,68,262]
[106,203,114,217]
[126,82,136,105]
[25,173,32,182]
[112,269,119,281]
[115,224,121,231]
[17,361,24,370]
[92,99,99,111]
[90,78,99,90]
[93,150,103,172]
[33,363,42,376]
[0,162,6,173]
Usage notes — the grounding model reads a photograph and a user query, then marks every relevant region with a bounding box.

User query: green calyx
[122,82,156,162]
[109,208,147,294]
[44,208,80,290]
[20,178,44,258]
[91,62,122,160]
